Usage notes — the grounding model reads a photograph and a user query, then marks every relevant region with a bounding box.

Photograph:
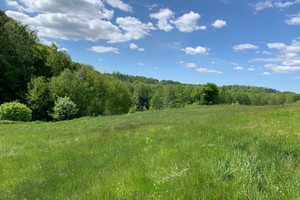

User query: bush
[129,105,137,114]
[0,101,32,121]
[52,96,78,120]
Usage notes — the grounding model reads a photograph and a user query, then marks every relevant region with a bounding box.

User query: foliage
[27,76,53,120]
[0,10,38,104]
[0,101,32,121]
[105,81,132,115]
[46,43,73,76]
[52,96,78,120]
[128,105,137,114]
[133,82,153,110]
[150,88,164,110]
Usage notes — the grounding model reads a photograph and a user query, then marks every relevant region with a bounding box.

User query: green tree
[0,10,38,103]
[27,76,53,120]
[192,83,219,105]
[163,85,176,108]
[150,87,164,110]
[133,82,152,110]
[46,43,73,76]
[105,81,132,115]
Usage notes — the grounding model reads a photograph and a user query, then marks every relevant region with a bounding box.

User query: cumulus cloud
[105,0,132,12]
[251,39,300,73]
[185,63,197,68]
[233,43,259,51]
[182,46,208,55]
[212,19,227,28]
[113,17,156,43]
[261,72,271,75]
[234,66,243,70]
[6,0,115,19]
[5,0,156,43]
[170,11,206,32]
[130,43,145,51]
[195,68,223,74]
[285,12,300,25]
[248,67,256,71]
[150,8,175,32]
[89,46,120,54]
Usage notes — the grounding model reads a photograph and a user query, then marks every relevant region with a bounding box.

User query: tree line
[1,10,299,121]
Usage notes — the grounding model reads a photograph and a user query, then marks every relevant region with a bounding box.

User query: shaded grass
[0,105,299,199]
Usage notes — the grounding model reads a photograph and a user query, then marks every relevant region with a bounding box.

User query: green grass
[0,105,299,199]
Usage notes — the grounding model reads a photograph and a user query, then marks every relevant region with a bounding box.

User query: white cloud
[195,68,223,74]
[182,46,208,55]
[234,66,243,70]
[40,38,56,46]
[263,51,272,55]
[251,0,273,11]
[138,62,144,66]
[212,19,227,28]
[58,47,69,51]
[6,0,114,19]
[89,46,119,54]
[265,64,300,73]
[99,58,103,61]
[129,43,145,51]
[170,11,205,32]
[179,61,185,64]
[248,67,256,71]
[251,39,300,74]
[261,72,271,75]
[285,12,300,25]
[106,0,132,12]
[5,1,155,43]
[233,43,259,51]
[275,1,295,8]
[251,0,300,11]
[185,63,197,68]
[150,8,175,32]
[130,43,138,49]
[267,42,287,50]
[113,16,156,43]
[146,4,158,11]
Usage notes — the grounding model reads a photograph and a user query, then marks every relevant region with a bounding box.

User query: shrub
[129,105,137,114]
[52,96,78,120]
[0,101,32,121]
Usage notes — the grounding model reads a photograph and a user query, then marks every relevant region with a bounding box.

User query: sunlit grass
[0,105,299,199]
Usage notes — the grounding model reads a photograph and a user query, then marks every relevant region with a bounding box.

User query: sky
[1,0,300,93]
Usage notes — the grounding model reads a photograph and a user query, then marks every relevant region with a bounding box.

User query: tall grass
[0,105,299,199]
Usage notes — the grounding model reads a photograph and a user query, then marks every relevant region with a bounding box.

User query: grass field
[0,105,299,199]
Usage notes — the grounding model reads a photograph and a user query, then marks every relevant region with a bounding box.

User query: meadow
[0,105,299,199]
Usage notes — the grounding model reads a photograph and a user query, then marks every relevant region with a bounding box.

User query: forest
[1,10,300,121]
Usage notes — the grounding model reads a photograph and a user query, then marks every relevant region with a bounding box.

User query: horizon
[1,0,300,93]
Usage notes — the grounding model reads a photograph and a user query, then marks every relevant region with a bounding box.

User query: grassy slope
[0,105,299,199]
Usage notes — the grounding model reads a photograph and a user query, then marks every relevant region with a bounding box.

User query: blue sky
[1,0,300,92]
